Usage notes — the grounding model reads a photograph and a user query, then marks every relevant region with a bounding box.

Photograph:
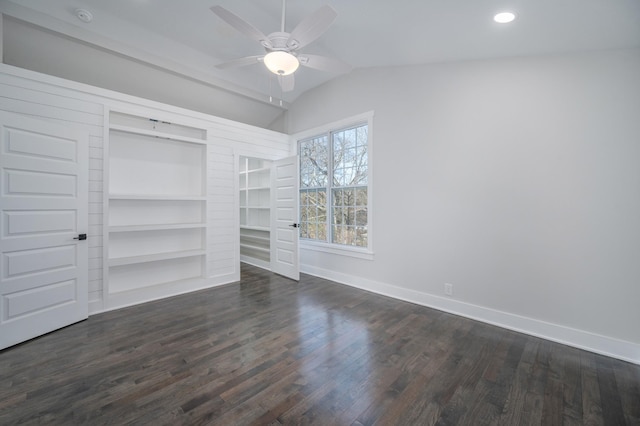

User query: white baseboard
[88,300,103,315]
[240,256,271,270]
[301,264,640,365]
[90,273,237,315]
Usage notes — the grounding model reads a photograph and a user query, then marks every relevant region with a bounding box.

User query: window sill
[300,240,374,260]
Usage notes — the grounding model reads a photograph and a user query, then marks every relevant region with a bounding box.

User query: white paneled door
[0,111,89,350]
[271,156,299,280]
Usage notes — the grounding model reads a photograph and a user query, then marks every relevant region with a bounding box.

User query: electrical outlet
[444,283,453,297]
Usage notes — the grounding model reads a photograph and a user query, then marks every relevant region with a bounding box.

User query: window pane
[333,132,344,169]
[333,167,343,187]
[357,145,367,167]
[354,169,367,185]
[299,188,327,242]
[308,205,318,221]
[340,128,357,150]
[342,168,353,186]
[346,207,355,226]
[307,190,317,205]
[318,204,327,222]
[317,190,326,207]
[342,188,355,207]
[333,189,343,206]
[333,207,344,225]
[345,148,357,169]
[355,188,367,206]
[332,225,343,245]
[356,126,368,147]
[300,137,328,188]
[342,226,355,245]
[318,223,327,240]
[355,207,367,226]
[356,227,368,247]
[309,223,318,239]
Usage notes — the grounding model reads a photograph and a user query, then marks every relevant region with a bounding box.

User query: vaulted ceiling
[3,0,640,106]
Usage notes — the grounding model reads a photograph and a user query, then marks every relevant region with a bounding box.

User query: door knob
[288,223,299,228]
[73,234,87,240]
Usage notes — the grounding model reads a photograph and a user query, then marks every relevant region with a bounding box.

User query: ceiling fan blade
[278,74,295,92]
[211,6,272,49]
[216,55,264,70]
[298,54,352,74]
[286,5,337,50]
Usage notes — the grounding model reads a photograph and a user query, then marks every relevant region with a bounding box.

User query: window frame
[294,111,374,260]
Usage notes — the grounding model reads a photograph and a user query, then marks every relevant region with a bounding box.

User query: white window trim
[301,239,374,260]
[294,111,374,260]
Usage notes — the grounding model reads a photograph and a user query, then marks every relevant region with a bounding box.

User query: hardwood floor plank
[1,263,638,425]
[614,360,640,425]
[581,352,605,426]
[596,355,627,426]
[456,378,502,425]
[561,347,585,425]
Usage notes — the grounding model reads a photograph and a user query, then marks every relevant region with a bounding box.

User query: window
[299,117,371,254]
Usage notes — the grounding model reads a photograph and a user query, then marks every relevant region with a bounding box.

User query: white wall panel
[0,64,289,315]
[206,144,236,279]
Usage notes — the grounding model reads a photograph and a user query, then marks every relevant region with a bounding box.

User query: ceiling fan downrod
[281,0,286,32]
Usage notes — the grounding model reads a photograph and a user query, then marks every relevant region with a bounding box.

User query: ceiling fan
[211,0,352,92]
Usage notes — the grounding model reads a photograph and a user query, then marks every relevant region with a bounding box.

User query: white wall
[2,17,286,131]
[286,49,640,362]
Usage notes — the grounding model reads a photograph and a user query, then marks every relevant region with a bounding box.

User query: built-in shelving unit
[106,111,207,303]
[239,156,272,269]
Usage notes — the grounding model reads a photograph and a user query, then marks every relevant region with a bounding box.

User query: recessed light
[494,12,516,24]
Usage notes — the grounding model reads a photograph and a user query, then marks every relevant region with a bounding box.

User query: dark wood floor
[1,264,639,425]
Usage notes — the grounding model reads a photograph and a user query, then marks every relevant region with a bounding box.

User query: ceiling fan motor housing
[266,32,298,52]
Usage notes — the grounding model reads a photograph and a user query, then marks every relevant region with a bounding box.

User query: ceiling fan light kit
[211,0,352,92]
[264,51,299,75]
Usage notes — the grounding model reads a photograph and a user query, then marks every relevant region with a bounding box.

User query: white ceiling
[3,0,640,104]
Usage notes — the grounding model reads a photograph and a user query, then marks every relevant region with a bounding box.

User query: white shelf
[239,243,270,254]
[109,223,205,233]
[239,156,271,268]
[110,124,207,145]
[240,166,270,175]
[109,194,206,201]
[106,110,208,309]
[109,249,206,267]
[240,225,270,232]
[108,276,205,296]
[240,234,270,243]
